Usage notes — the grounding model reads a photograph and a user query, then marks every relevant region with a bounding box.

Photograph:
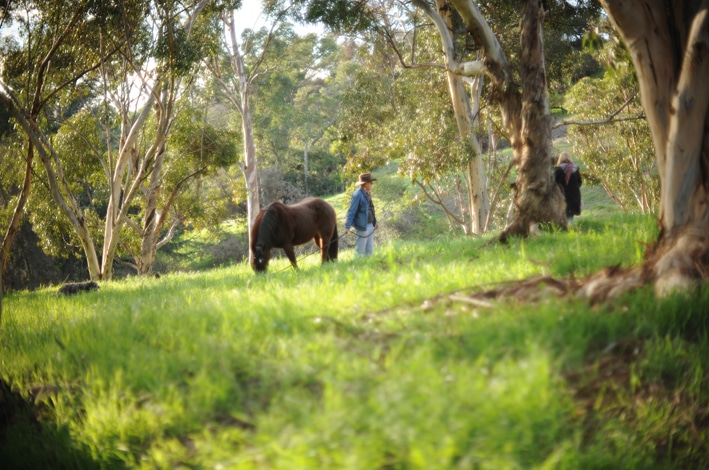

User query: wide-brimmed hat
[355,173,377,185]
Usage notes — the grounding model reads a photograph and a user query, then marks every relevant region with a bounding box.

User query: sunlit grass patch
[3,211,709,468]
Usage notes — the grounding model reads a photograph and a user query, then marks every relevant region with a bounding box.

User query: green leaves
[297,0,375,33]
[565,63,657,214]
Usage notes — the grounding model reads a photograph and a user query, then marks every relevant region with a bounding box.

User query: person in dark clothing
[344,173,378,256]
[554,152,582,224]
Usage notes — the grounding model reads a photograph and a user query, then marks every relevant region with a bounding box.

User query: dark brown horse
[250,197,338,272]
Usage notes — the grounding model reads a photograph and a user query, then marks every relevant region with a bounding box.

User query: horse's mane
[254,204,283,246]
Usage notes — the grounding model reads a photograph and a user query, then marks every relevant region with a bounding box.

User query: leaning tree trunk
[0,94,103,280]
[498,0,566,240]
[1,145,34,293]
[582,1,709,298]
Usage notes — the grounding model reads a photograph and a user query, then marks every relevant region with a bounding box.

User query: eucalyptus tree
[116,98,238,273]
[408,0,491,234]
[207,1,344,257]
[247,30,342,197]
[112,0,213,277]
[0,0,133,282]
[286,34,342,196]
[579,1,709,298]
[333,31,486,234]
[401,0,600,238]
[320,0,493,234]
[1,0,213,280]
[206,1,268,254]
[298,0,603,237]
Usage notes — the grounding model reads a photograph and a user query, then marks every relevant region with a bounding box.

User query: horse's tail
[328,226,338,261]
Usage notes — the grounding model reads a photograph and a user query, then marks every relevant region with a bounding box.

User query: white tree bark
[101,89,157,279]
[412,0,490,234]
[230,13,261,253]
[209,9,272,261]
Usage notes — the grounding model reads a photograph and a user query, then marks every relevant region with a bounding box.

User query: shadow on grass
[0,380,120,470]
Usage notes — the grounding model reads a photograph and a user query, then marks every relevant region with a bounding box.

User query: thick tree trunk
[448,0,565,239]
[498,0,566,241]
[582,1,709,297]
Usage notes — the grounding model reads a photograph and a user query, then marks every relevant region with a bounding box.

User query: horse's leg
[283,245,298,269]
[320,228,336,263]
[313,235,327,263]
[328,226,338,261]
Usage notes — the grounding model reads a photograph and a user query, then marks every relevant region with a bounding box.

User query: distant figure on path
[554,152,582,224]
[344,173,378,256]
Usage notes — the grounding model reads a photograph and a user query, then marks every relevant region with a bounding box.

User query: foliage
[564,69,658,214]
[331,60,394,172]
[0,0,225,279]
[462,0,603,95]
[290,0,376,33]
[332,27,516,233]
[211,20,345,202]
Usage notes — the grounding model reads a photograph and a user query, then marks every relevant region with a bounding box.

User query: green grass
[3,204,709,469]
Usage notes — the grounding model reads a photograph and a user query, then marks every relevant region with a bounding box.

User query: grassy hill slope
[2,176,709,469]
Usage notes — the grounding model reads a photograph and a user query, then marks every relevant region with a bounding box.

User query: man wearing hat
[344,173,378,256]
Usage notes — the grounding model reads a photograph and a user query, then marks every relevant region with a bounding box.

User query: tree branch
[414,180,465,227]
[380,21,445,71]
[552,93,643,129]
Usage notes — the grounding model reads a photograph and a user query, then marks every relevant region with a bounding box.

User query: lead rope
[271,231,355,273]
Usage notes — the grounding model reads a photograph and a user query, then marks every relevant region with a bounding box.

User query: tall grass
[3,206,708,469]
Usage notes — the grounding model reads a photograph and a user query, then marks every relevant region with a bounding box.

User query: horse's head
[251,244,270,273]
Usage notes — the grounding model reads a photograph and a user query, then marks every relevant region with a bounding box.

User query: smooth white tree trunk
[413,0,490,234]
[216,10,263,262]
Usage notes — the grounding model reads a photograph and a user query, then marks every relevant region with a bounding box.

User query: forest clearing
[2,1,709,468]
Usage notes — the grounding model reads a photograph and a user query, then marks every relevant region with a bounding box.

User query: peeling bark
[587,0,709,297]
[499,0,566,240]
[448,0,565,239]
